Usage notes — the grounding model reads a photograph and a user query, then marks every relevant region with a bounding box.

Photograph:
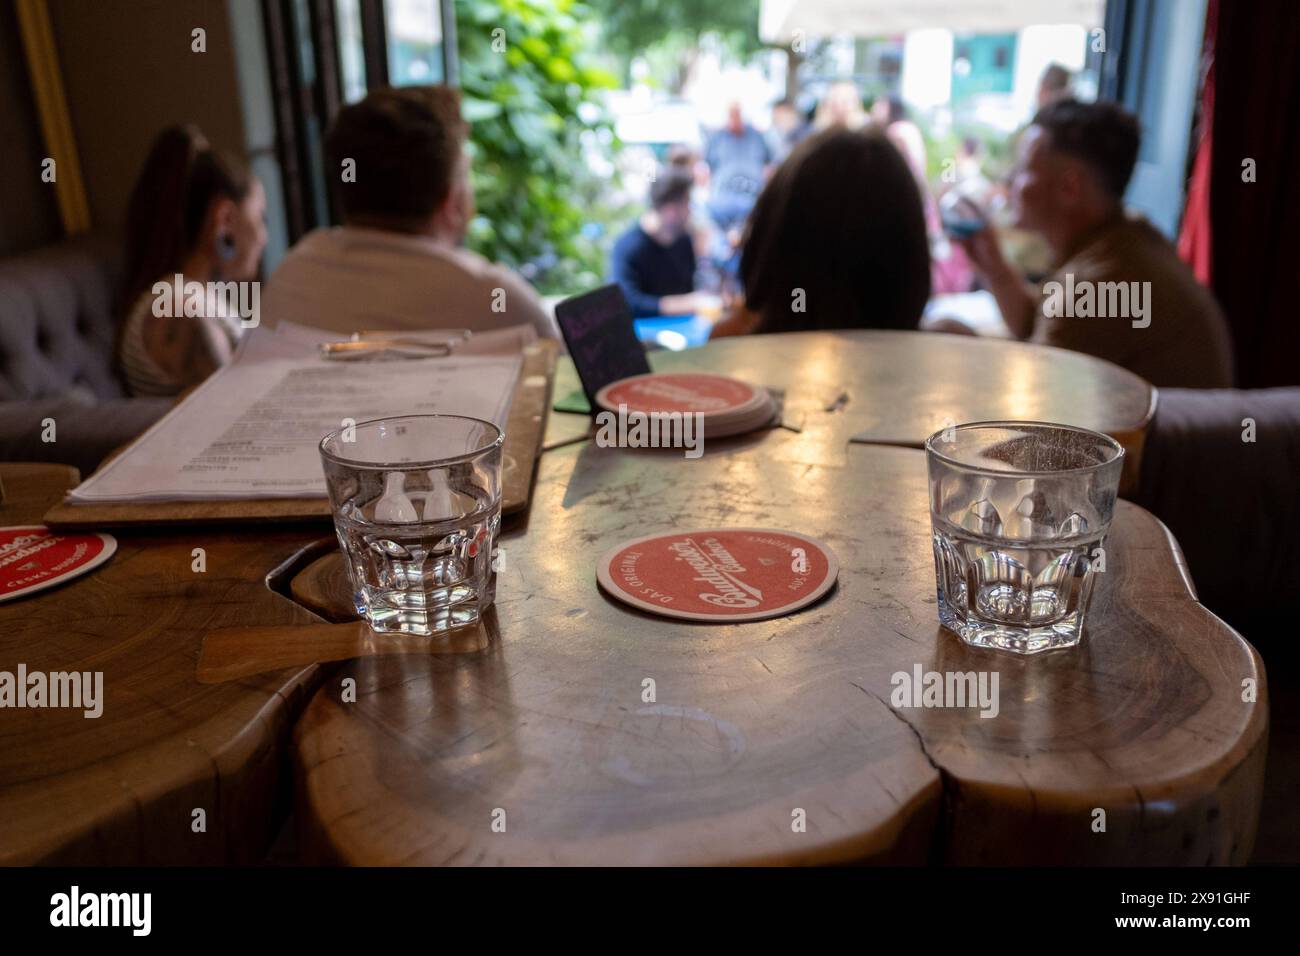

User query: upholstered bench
[0,237,171,478]
[1133,385,1300,631]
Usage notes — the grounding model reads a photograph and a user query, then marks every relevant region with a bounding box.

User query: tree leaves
[459,0,619,292]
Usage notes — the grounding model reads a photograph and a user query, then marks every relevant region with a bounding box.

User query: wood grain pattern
[0,464,325,864]
[41,340,558,531]
[0,332,1222,866]
[290,434,1264,865]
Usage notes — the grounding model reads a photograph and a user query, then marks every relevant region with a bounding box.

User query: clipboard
[43,340,557,530]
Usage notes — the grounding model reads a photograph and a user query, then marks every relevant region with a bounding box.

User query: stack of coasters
[597,528,838,623]
[594,372,778,439]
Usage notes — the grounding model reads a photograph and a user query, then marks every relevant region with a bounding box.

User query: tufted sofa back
[0,236,126,403]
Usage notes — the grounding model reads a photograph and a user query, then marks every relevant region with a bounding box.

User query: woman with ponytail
[116,126,267,396]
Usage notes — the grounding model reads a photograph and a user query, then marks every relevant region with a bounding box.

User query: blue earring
[216,233,236,262]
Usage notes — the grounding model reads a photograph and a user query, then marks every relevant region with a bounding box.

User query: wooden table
[286,334,1263,866]
[0,331,1260,865]
[547,330,1156,488]
[0,464,324,864]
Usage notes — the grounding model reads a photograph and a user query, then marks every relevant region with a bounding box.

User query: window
[263,0,455,241]
[336,0,367,103]
[384,0,444,86]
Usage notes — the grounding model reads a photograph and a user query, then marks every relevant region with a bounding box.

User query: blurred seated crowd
[116,65,1234,399]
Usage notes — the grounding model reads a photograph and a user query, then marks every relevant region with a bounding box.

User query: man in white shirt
[261,86,557,342]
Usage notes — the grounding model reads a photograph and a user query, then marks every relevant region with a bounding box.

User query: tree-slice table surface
[0,463,325,864]
[547,330,1155,481]
[291,432,1264,865]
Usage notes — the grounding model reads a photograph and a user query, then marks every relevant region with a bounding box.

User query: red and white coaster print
[596,373,765,418]
[597,528,837,623]
[0,525,117,604]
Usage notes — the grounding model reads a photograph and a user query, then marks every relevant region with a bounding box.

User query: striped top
[119,284,243,397]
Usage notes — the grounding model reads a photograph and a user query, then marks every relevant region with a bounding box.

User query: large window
[265,0,456,240]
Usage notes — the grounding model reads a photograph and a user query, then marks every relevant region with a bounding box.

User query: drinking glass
[319,415,503,636]
[925,421,1124,654]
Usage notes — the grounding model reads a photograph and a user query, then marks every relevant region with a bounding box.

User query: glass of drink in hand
[320,415,503,636]
[925,421,1124,654]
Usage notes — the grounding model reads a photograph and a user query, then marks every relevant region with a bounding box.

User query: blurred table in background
[549,329,1155,487]
[633,314,714,351]
[921,290,1013,338]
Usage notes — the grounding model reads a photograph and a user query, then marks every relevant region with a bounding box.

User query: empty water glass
[925,421,1124,654]
[319,415,503,636]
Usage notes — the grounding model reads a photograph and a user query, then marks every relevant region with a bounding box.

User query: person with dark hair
[1037,63,1073,109]
[610,170,711,318]
[958,98,1234,387]
[261,85,555,341]
[711,127,931,336]
[117,126,266,396]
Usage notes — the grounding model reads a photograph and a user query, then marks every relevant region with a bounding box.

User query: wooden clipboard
[43,340,557,530]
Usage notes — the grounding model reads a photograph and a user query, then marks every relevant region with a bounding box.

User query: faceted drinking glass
[319,415,503,636]
[925,421,1124,654]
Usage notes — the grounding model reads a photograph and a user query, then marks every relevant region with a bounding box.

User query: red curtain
[1177,0,1214,285]
[1202,0,1300,387]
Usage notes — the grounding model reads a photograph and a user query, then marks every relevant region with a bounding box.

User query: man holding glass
[958,99,1234,388]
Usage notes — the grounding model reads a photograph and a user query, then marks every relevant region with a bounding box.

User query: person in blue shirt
[704,102,773,233]
[610,170,713,318]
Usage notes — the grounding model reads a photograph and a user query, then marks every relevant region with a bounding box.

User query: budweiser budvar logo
[597,527,838,623]
[669,536,763,608]
[629,380,731,411]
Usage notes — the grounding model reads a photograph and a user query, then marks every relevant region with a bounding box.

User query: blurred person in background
[952,136,994,201]
[666,144,716,260]
[610,170,717,319]
[957,99,1234,387]
[814,81,869,131]
[261,86,556,341]
[986,62,1077,280]
[116,125,267,396]
[767,98,811,162]
[872,95,973,294]
[711,127,930,336]
[703,101,772,235]
[1037,63,1074,109]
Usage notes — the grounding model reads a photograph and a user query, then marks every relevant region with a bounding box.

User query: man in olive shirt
[960,99,1234,387]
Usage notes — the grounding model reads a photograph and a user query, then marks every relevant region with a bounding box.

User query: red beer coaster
[596,373,765,418]
[596,528,838,623]
[0,525,117,604]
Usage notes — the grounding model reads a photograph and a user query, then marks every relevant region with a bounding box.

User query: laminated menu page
[66,325,521,503]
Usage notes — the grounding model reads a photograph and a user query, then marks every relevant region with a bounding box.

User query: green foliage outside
[456,0,622,294]
[585,0,763,88]
[455,0,777,294]
[921,122,1017,190]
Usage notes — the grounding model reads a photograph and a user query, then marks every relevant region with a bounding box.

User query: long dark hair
[117,125,254,317]
[739,127,931,333]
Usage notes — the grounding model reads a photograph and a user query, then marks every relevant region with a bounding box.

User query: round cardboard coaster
[0,525,117,604]
[596,373,766,419]
[596,528,838,622]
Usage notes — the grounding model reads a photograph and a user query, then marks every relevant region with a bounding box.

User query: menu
[67,325,522,503]
[554,283,650,405]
